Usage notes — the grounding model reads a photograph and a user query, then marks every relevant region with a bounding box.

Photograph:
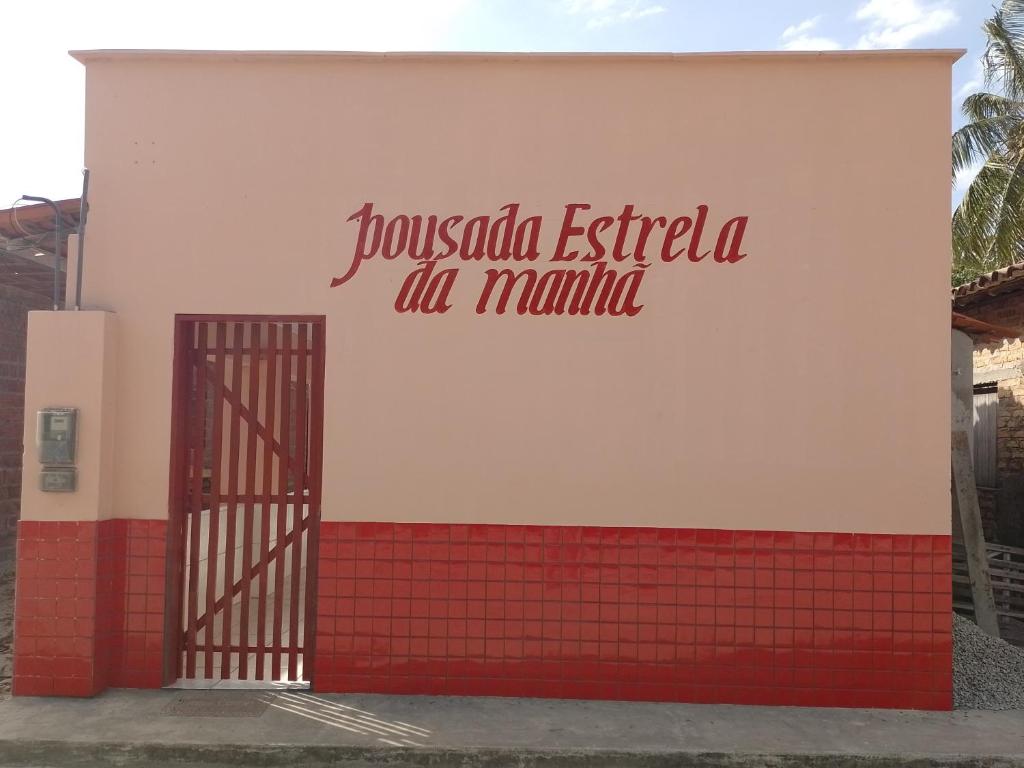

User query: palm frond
[985,8,1024,101]
[949,4,1024,285]
[954,160,1005,270]
[952,114,1017,177]
[986,154,1024,265]
[953,157,1024,275]
[962,91,1020,121]
[997,0,1024,40]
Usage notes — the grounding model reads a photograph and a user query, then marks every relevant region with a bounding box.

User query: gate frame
[163,313,327,686]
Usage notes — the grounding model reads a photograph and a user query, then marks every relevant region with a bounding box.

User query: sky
[0,0,994,211]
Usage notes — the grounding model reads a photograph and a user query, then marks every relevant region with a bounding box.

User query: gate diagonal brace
[202,361,311,488]
[191,509,312,634]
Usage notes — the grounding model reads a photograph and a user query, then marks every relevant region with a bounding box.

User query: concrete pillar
[951,328,1000,638]
[13,310,119,696]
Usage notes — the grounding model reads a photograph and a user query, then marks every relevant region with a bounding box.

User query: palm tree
[953,0,1024,285]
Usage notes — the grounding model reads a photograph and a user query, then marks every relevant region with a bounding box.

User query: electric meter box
[37,407,78,466]
[39,467,77,493]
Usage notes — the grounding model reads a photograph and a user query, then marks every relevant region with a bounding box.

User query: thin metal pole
[19,195,63,310]
[75,170,90,310]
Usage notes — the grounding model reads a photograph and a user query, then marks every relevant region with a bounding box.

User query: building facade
[954,265,1024,547]
[13,50,957,708]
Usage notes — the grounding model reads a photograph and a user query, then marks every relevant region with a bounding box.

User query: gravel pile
[953,612,1024,709]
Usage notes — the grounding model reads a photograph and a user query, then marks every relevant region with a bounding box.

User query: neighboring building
[0,200,78,561]
[13,49,957,709]
[953,265,1024,547]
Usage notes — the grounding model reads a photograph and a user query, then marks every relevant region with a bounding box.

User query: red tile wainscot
[313,523,952,710]
[13,519,166,696]
[102,519,167,689]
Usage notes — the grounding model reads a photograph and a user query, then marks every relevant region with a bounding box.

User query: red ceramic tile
[15,519,168,697]
[15,519,953,708]
[310,522,952,710]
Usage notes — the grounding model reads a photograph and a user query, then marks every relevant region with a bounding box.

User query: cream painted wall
[69,51,956,534]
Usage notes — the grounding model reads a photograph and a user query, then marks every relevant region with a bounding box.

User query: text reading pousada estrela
[330,202,749,317]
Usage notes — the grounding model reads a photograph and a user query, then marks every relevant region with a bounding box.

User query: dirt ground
[0,564,13,698]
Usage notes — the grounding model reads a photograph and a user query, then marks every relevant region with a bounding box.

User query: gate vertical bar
[238,323,261,679]
[287,325,308,680]
[184,323,208,679]
[203,322,227,677]
[165,318,192,682]
[220,323,244,678]
[272,326,293,679]
[303,320,325,684]
[255,324,278,680]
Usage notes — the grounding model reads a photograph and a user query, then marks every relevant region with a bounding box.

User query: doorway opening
[166,315,325,688]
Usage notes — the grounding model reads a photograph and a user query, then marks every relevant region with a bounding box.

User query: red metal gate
[166,316,325,683]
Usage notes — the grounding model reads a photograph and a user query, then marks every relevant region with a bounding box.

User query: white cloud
[854,0,958,49]
[781,33,842,51]
[956,78,983,99]
[955,60,985,100]
[779,15,841,51]
[564,0,617,12]
[564,0,667,30]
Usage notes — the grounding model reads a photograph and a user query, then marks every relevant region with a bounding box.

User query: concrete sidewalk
[0,688,1022,767]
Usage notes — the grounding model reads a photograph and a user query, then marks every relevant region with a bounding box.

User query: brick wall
[0,286,50,559]
[967,294,1024,465]
[960,290,1024,545]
